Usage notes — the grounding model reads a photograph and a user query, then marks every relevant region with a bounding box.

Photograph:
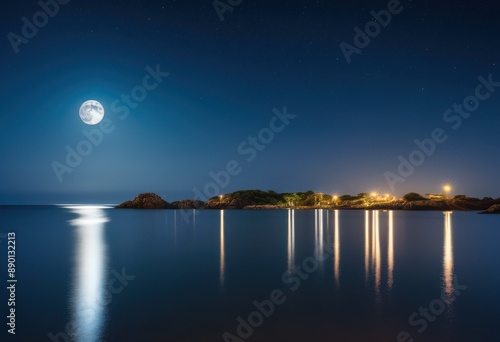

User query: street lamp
[443,185,452,199]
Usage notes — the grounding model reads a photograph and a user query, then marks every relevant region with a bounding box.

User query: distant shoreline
[115,191,500,214]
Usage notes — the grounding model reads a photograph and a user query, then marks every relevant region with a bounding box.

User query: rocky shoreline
[479,204,500,214]
[116,191,500,214]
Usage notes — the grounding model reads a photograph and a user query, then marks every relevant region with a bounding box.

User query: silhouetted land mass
[116,193,171,209]
[116,191,500,213]
[480,204,500,214]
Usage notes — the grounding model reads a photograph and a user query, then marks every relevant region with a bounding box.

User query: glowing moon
[79,100,105,125]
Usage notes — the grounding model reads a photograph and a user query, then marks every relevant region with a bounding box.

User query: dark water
[1,206,499,342]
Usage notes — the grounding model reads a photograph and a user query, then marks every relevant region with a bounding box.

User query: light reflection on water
[60,207,458,341]
[287,209,295,274]
[443,211,454,301]
[312,209,393,293]
[65,206,109,342]
[374,210,381,299]
[46,207,464,341]
[387,210,394,289]
[314,209,326,273]
[361,210,394,298]
[333,209,340,287]
[365,210,370,283]
[220,210,225,288]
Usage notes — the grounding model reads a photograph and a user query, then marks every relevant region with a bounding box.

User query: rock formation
[480,204,500,214]
[116,193,171,209]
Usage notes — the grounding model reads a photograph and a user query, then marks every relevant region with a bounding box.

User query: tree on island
[283,193,301,207]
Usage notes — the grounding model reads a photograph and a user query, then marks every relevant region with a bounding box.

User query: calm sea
[0,206,499,341]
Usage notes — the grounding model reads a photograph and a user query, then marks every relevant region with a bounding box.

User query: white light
[79,100,105,125]
[68,206,108,341]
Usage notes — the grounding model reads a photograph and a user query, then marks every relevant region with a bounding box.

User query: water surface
[1,206,499,341]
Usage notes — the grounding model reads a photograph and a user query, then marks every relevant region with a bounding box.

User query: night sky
[1,0,499,204]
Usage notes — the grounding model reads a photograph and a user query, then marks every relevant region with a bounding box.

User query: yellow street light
[333,195,339,206]
[443,185,452,198]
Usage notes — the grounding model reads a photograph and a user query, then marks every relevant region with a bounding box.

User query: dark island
[116,191,500,213]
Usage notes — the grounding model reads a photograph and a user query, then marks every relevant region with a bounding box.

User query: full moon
[79,100,105,125]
